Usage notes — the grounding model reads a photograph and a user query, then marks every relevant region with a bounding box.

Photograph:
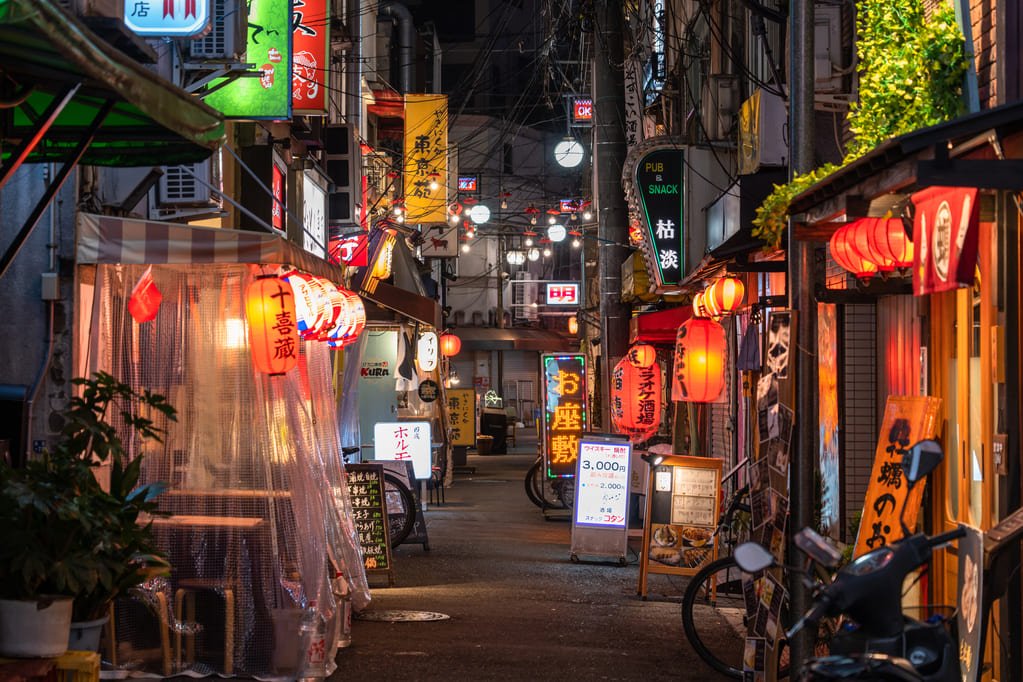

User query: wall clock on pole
[554,139,584,168]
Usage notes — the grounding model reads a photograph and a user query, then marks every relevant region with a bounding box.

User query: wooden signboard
[345,463,394,587]
[638,454,721,598]
[853,396,942,558]
[447,388,476,447]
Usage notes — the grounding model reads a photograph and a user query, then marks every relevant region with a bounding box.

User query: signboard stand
[637,455,722,598]
[541,354,588,520]
[345,463,395,588]
[570,434,632,565]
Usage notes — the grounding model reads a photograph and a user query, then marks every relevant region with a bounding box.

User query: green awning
[0,0,225,166]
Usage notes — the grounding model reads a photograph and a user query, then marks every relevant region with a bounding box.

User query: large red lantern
[627,343,657,368]
[610,357,662,442]
[707,276,745,314]
[440,333,461,357]
[830,223,879,280]
[246,277,299,376]
[673,318,727,403]
[864,217,913,269]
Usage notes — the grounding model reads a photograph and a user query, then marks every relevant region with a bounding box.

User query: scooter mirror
[903,439,943,485]
[734,542,776,573]
[794,527,843,568]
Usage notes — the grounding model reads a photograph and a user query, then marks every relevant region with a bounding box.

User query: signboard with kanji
[374,421,431,480]
[404,94,448,224]
[853,396,942,558]
[542,354,588,478]
[632,147,685,288]
[447,388,476,447]
[344,463,393,585]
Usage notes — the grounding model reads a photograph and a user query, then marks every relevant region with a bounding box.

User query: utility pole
[788,0,816,673]
[593,0,630,430]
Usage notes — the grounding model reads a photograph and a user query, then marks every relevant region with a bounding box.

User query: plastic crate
[56,651,100,682]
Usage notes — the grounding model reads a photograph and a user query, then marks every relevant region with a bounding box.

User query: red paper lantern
[864,217,913,269]
[326,288,366,347]
[707,276,745,314]
[674,318,727,403]
[627,343,657,368]
[246,277,299,375]
[568,315,579,335]
[440,333,461,357]
[830,223,879,279]
[610,357,662,442]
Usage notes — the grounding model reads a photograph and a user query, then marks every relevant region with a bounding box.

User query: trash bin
[476,434,494,455]
[479,408,507,454]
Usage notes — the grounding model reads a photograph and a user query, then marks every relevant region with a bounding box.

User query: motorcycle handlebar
[786,595,832,639]
[929,526,967,548]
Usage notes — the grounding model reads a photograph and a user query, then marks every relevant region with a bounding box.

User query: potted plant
[0,372,176,657]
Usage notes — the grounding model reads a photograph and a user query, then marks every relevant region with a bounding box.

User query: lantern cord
[222,143,328,255]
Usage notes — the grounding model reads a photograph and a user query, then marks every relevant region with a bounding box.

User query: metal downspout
[379,1,414,93]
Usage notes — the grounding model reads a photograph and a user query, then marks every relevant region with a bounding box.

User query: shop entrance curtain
[78,259,369,678]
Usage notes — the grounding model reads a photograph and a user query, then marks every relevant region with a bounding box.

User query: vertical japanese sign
[302,172,326,258]
[403,94,448,224]
[203,0,291,119]
[542,354,587,478]
[623,58,644,149]
[633,147,685,287]
[345,463,393,579]
[271,164,285,232]
[447,388,476,447]
[818,303,839,536]
[374,421,431,479]
[853,396,942,557]
[292,0,328,114]
[124,0,211,36]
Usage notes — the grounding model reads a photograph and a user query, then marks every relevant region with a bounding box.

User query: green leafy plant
[751,0,969,249]
[0,372,176,621]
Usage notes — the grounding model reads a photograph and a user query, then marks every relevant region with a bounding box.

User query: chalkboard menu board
[638,455,721,597]
[345,463,394,586]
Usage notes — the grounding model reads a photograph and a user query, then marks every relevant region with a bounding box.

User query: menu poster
[575,440,631,527]
[345,463,394,585]
[743,637,766,681]
[642,456,721,578]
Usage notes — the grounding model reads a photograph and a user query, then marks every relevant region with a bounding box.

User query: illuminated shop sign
[546,283,579,306]
[575,438,631,527]
[458,176,478,192]
[542,354,588,478]
[124,0,211,36]
[572,98,593,122]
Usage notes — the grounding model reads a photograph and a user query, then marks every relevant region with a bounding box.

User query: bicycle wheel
[383,472,416,548]
[556,477,575,508]
[681,556,749,679]
[524,458,545,508]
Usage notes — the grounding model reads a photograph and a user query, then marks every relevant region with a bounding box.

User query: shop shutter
[842,303,877,543]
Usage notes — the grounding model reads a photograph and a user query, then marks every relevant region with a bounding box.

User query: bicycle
[524,453,575,510]
[343,446,416,548]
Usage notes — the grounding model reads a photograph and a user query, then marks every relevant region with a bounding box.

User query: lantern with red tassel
[673,318,727,402]
[707,276,745,314]
[440,333,462,357]
[246,277,299,375]
[626,343,657,369]
[610,356,662,442]
[830,223,879,280]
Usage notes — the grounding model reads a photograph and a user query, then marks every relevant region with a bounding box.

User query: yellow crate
[55,651,100,682]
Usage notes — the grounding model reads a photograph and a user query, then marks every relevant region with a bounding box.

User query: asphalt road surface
[329,431,739,681]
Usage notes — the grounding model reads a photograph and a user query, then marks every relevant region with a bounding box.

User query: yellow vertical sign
[403,94,448,224]
[447,388,476,447]
[853,396,942,558]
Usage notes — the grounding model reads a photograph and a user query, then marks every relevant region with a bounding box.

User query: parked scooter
[735,439,963,681]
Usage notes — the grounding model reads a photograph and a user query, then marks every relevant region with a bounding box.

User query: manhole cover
[355,610,450,622]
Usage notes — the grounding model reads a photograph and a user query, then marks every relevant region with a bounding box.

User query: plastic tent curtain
[80,262,368,678]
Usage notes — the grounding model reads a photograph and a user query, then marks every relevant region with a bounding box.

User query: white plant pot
[69,615,110,652]
[0,596,73,658]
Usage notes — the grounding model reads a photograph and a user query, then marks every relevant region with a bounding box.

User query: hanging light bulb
[572,238,581,248]
[428,173,440,191]
[501,198,508,209]
[462,242,471,253]
[543,248,552,257]
[530,215,537,225]
[583,210,592,221]
[548,215,557,225]
[525,237,533,247]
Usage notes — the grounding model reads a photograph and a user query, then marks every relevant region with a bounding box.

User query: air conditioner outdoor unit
[188,0,247,60]
[158,161,217,206]
[701,74,741,141]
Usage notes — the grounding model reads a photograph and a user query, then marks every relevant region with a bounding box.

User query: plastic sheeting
[79,263,369,678]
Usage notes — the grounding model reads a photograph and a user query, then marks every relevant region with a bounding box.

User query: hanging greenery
[751,0,970,249]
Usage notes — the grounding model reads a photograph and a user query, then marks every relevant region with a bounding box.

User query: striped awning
[77,214,347,283]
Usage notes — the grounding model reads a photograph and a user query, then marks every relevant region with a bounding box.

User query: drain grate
[355,610,451,622]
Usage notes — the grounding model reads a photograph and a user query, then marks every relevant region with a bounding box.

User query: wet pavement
[328,430,737,681]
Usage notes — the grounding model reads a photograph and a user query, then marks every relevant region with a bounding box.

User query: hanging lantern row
[440,333,462,357]
[830,217,914,280]
[692,276,745,319]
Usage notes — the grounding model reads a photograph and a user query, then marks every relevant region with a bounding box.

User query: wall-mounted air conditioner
[188,0,247,60]
[701,74,741,141]
[157,160,218,207]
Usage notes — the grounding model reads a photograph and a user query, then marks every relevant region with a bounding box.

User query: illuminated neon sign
[542,354,588,478]
[546,283,579,306]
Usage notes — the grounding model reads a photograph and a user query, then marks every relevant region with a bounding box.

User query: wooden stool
[174,581,235,675]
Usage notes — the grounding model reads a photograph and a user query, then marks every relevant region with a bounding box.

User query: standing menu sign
[345,463,394,587]
[570,434,632,564]
[638,454,721,597]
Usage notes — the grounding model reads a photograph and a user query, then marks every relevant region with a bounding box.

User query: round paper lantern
[440,333,461,357]
[246,277,299,376]
[692,291,708,318]
[708,276,745,314]
[847,218,890,271]
[284,272,330,337]
[865,217,914,269]
[610,357,662,442]
[830,223,879,279]
[325,288,366,347]
[568,315,578,335]
[627,343,657,368]
[674,318,727,403]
